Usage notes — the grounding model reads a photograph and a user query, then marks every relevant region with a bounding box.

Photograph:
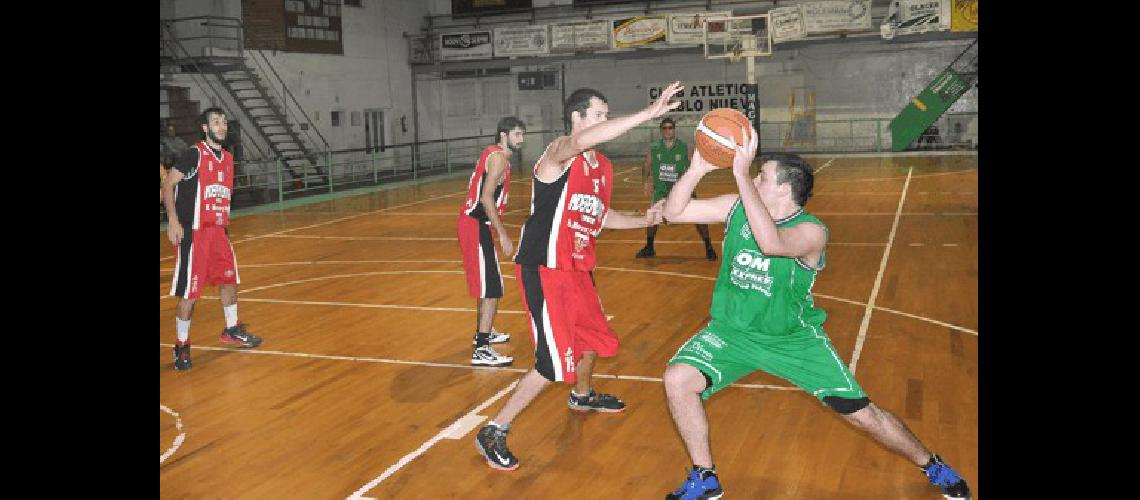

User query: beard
[207,130,227,147]
[508,142,522,153]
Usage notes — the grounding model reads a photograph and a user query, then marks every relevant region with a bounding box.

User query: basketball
[694,108,753,168]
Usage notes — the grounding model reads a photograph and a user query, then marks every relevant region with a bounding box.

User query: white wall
[429,37,978,156]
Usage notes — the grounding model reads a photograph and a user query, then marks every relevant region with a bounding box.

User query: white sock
[223,304,238,328]
[176,318,191,343]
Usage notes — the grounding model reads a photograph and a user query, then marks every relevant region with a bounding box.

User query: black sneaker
[923,454,971,499]
[666,468,723,500]
[475,423,519,471]
[568,389,626,413]
[705,247,718,261]
[635,246,656,258]
[173,342,192,371]
[220,323,262,348]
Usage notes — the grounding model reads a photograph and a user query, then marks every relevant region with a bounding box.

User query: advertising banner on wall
[550,20,611,51]
[439,30,493,60]
[667,11,732,45]
[612,16,669,48]
[950,0,978,32]
[890,67,972,150]
[646,81,758,116]
[493,25,550,57]
[801,0,873,34]
[769,6,807,43]
[881,0,951,40]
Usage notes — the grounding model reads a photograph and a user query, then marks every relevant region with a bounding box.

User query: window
[331,111,343,127]
[351,111,360,126]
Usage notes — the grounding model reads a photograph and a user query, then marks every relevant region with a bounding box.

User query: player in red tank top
[162,108,263,371]
[457,117,526,367]
[474,82,686,471]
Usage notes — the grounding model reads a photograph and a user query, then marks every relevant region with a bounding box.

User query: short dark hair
[497,116,526,140]
[761,153,814,207]
[199,107,226,127]
[565,88,607,124]
[660,117,676,128]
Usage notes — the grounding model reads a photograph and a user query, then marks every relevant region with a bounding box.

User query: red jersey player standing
[458,116,526,367]
[162,108,262,371]
[474,83,684,471]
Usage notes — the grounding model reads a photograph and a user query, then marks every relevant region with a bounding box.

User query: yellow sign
[912,98,927,112]
[951,0,978,32]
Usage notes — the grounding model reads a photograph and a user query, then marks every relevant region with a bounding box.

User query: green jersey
[710,199,827,336]
[650,139,690,201]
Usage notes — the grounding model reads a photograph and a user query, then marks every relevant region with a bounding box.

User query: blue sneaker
[923,454,971,499]
[665,468,723,500]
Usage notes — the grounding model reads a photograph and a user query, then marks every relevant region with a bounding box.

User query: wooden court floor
[160,153,978,499]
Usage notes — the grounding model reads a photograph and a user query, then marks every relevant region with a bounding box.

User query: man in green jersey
[637,117,717,261]
[657,127,971,500]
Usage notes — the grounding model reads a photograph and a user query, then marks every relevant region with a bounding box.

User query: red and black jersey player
[458,116,526,367]
[473,83,685,471]
[162,107,263,371]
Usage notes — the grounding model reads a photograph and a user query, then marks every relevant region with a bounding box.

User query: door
[364,109,385,152]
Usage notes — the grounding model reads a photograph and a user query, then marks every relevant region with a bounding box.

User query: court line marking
[255,234,893,246]
[158,263,977,335]
[346,380,519,499]
[160,404,186,465]
[813,158,836,175]
[158,167,643,262]
[159,344,802,392]
[850,167,913,374]
[160,190,466,261]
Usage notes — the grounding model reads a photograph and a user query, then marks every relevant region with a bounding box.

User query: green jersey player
[658,128,971,500]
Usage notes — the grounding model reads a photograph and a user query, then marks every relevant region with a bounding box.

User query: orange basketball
[694,108,753,168]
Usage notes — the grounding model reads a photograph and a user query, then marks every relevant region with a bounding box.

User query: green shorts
[668,321,866,402]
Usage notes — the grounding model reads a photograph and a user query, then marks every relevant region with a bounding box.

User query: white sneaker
[472,328,511,345]
[489,328,510,344]
[472,345,513,367]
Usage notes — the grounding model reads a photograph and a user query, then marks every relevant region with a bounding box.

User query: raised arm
[731,126,826,259]
[537,82,685,181]
[662,148,737,225]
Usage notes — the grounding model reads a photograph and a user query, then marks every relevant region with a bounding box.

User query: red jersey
[172,141,234,229]
[461,144,511,224]
[514,148,612,272]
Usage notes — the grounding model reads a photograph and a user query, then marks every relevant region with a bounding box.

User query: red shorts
[516,264,619,384]
[457,215,503,299]
[170,225,240,300]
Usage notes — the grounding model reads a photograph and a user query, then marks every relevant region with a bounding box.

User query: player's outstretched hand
[646,199,666,226]
[646,81,684,119]
[168,221,184,247]
[497,227,514,257]
[732,123,759,179]
[690,148,719,176]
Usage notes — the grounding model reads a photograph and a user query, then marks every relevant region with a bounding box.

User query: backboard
[703,14,772,61]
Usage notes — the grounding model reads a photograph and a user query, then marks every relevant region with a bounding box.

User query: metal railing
[161,113,978,221]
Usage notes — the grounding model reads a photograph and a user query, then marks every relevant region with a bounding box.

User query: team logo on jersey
[218,171,224,182]
[567,193,605,217]
[741,223,752,240]
[204,184,231,200]
[729,249,774,296]
[564,347,576,373]
[675,153,681,161]
[593,178,600,194]
[601,176,606,189]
